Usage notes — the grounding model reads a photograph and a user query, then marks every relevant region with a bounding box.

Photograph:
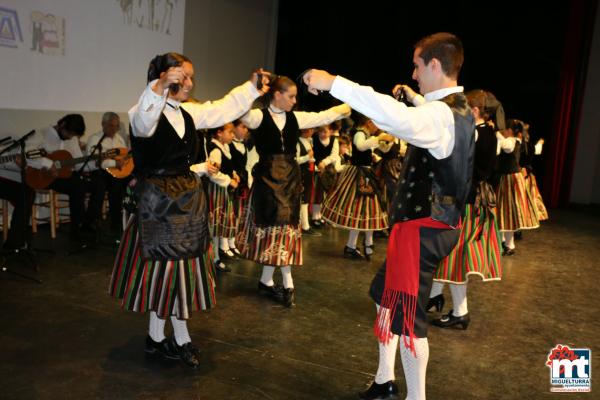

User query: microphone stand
[1,130,42,284]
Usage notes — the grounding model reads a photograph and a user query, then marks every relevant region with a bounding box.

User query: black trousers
[83,170,127,229]
[0,178,35,248]
[369,226,459,338]
[48,173,86,229]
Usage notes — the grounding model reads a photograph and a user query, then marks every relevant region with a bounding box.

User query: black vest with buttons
[252,108,299,158]
[297,138,311,173]
[390,92,475,227]
[206,140,234,176]
[230,141,248,182]
[497,140,521,174]
[351,130,373,166]
[130,107,198,176]
[314,136,335,165]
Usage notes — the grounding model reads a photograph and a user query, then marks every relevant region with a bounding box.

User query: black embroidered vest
[252,108,299,158]
[206,141,234,176]
[390,92,475,227]
[130,107,198,176]
[497,140,521,174]
[313,136,335,165]
[230,141,248,182]
[351,130,373,166]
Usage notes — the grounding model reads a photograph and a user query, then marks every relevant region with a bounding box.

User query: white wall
[570,4,600,205]
[0,0,278,143]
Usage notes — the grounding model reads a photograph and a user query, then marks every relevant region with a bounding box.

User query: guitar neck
[58,153,105,168]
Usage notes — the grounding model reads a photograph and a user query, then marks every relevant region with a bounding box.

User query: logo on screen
[0,7,23,48]
[547,344,591,392]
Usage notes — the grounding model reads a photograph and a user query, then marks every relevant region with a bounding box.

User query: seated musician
[41,114,88,240]
[83,112,129,235]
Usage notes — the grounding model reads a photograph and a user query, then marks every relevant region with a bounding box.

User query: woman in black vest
[429,89,504,329]
[236,75,350,307]
[109,52,265,368]
[496,119,540,255]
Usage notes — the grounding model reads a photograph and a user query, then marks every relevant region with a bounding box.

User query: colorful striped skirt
[207,182,238,238]
[497,172,540,232]
[235,189,303,267]
[109,215,216,319]
[434,204,502,284]
[523,170,548,221]
[321,165,388,231]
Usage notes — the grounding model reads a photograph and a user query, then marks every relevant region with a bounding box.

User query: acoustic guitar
[25,148,119,189]
[105,147,134,179]
[0,149,47,165]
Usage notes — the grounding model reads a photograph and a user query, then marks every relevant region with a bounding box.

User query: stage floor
[1,208,598,399]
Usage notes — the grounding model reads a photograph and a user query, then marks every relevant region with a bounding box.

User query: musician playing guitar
[83,112,130,235]
[40,114,88,240]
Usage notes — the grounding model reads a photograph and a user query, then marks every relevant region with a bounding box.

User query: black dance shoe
[282,288,295,308]
[431,309,470,330]
[514,230,523,240]
[344,246,363,259]
[214,260,231,273]
[426,294,445,313]
[144,335,180,360]
[174,341,201,368]
[364,245,374,261]
[358,380,399,400]
[230,247,242,257]
[311,219,323,229]
[502,247,516,256]
[258,281,284,300]
[219,248,236,260]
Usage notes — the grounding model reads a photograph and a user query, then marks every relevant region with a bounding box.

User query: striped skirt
[523,170,548,221]
[321,165,388,231]
[207,182,238,238]
[109,215,216,319]
[497,172,540,232]
[235,189,303,267]
[434,204,502,284]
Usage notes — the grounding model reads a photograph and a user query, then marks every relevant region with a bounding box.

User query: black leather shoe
[344,246,363,259]
[363,239,374,261]
[174,341,201,368]
[311,219,323,228]
[219,249,236,260]
[258,281,284,300]
[426,294,445,313]
[282,288,295,308]
[431,309,470,330]
[230,247,242,257]
[514,230,523,240]
[358,380,399,400]
[302,228,322,236]
[502,247,516,256]
[144,335,180,360]
[214,260,231,272]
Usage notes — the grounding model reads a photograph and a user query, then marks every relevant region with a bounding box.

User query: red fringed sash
[374,217,451,356]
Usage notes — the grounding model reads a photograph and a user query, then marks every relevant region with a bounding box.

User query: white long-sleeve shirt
[129,80,261,138]
[296,136,314,165]
[331,76,463,159]
[0,130,53,183]
[315,137,340,170]
[207,139,233,187]
[241,104,351,131]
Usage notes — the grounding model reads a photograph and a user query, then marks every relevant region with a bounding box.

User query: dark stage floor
[1,209,598,399]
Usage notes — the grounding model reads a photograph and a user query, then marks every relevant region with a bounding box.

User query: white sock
[312,204,322,220]
[365,230,374,255]
[449,284,468,317]
[374,305,398,384]
[300,203,310,230]
[429,282,444,298]
[504,231,515,249]
[281,265,294,289]
[220,237,230,251]
[400,335,429,400]
[148,311,166,342]
[212,236,220,261]
[260,265,275,286]
[170,316,192,346]
[228,237,236,249]
[346,230,359,249]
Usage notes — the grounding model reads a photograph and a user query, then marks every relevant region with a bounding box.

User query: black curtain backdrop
[275,1,587,202]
